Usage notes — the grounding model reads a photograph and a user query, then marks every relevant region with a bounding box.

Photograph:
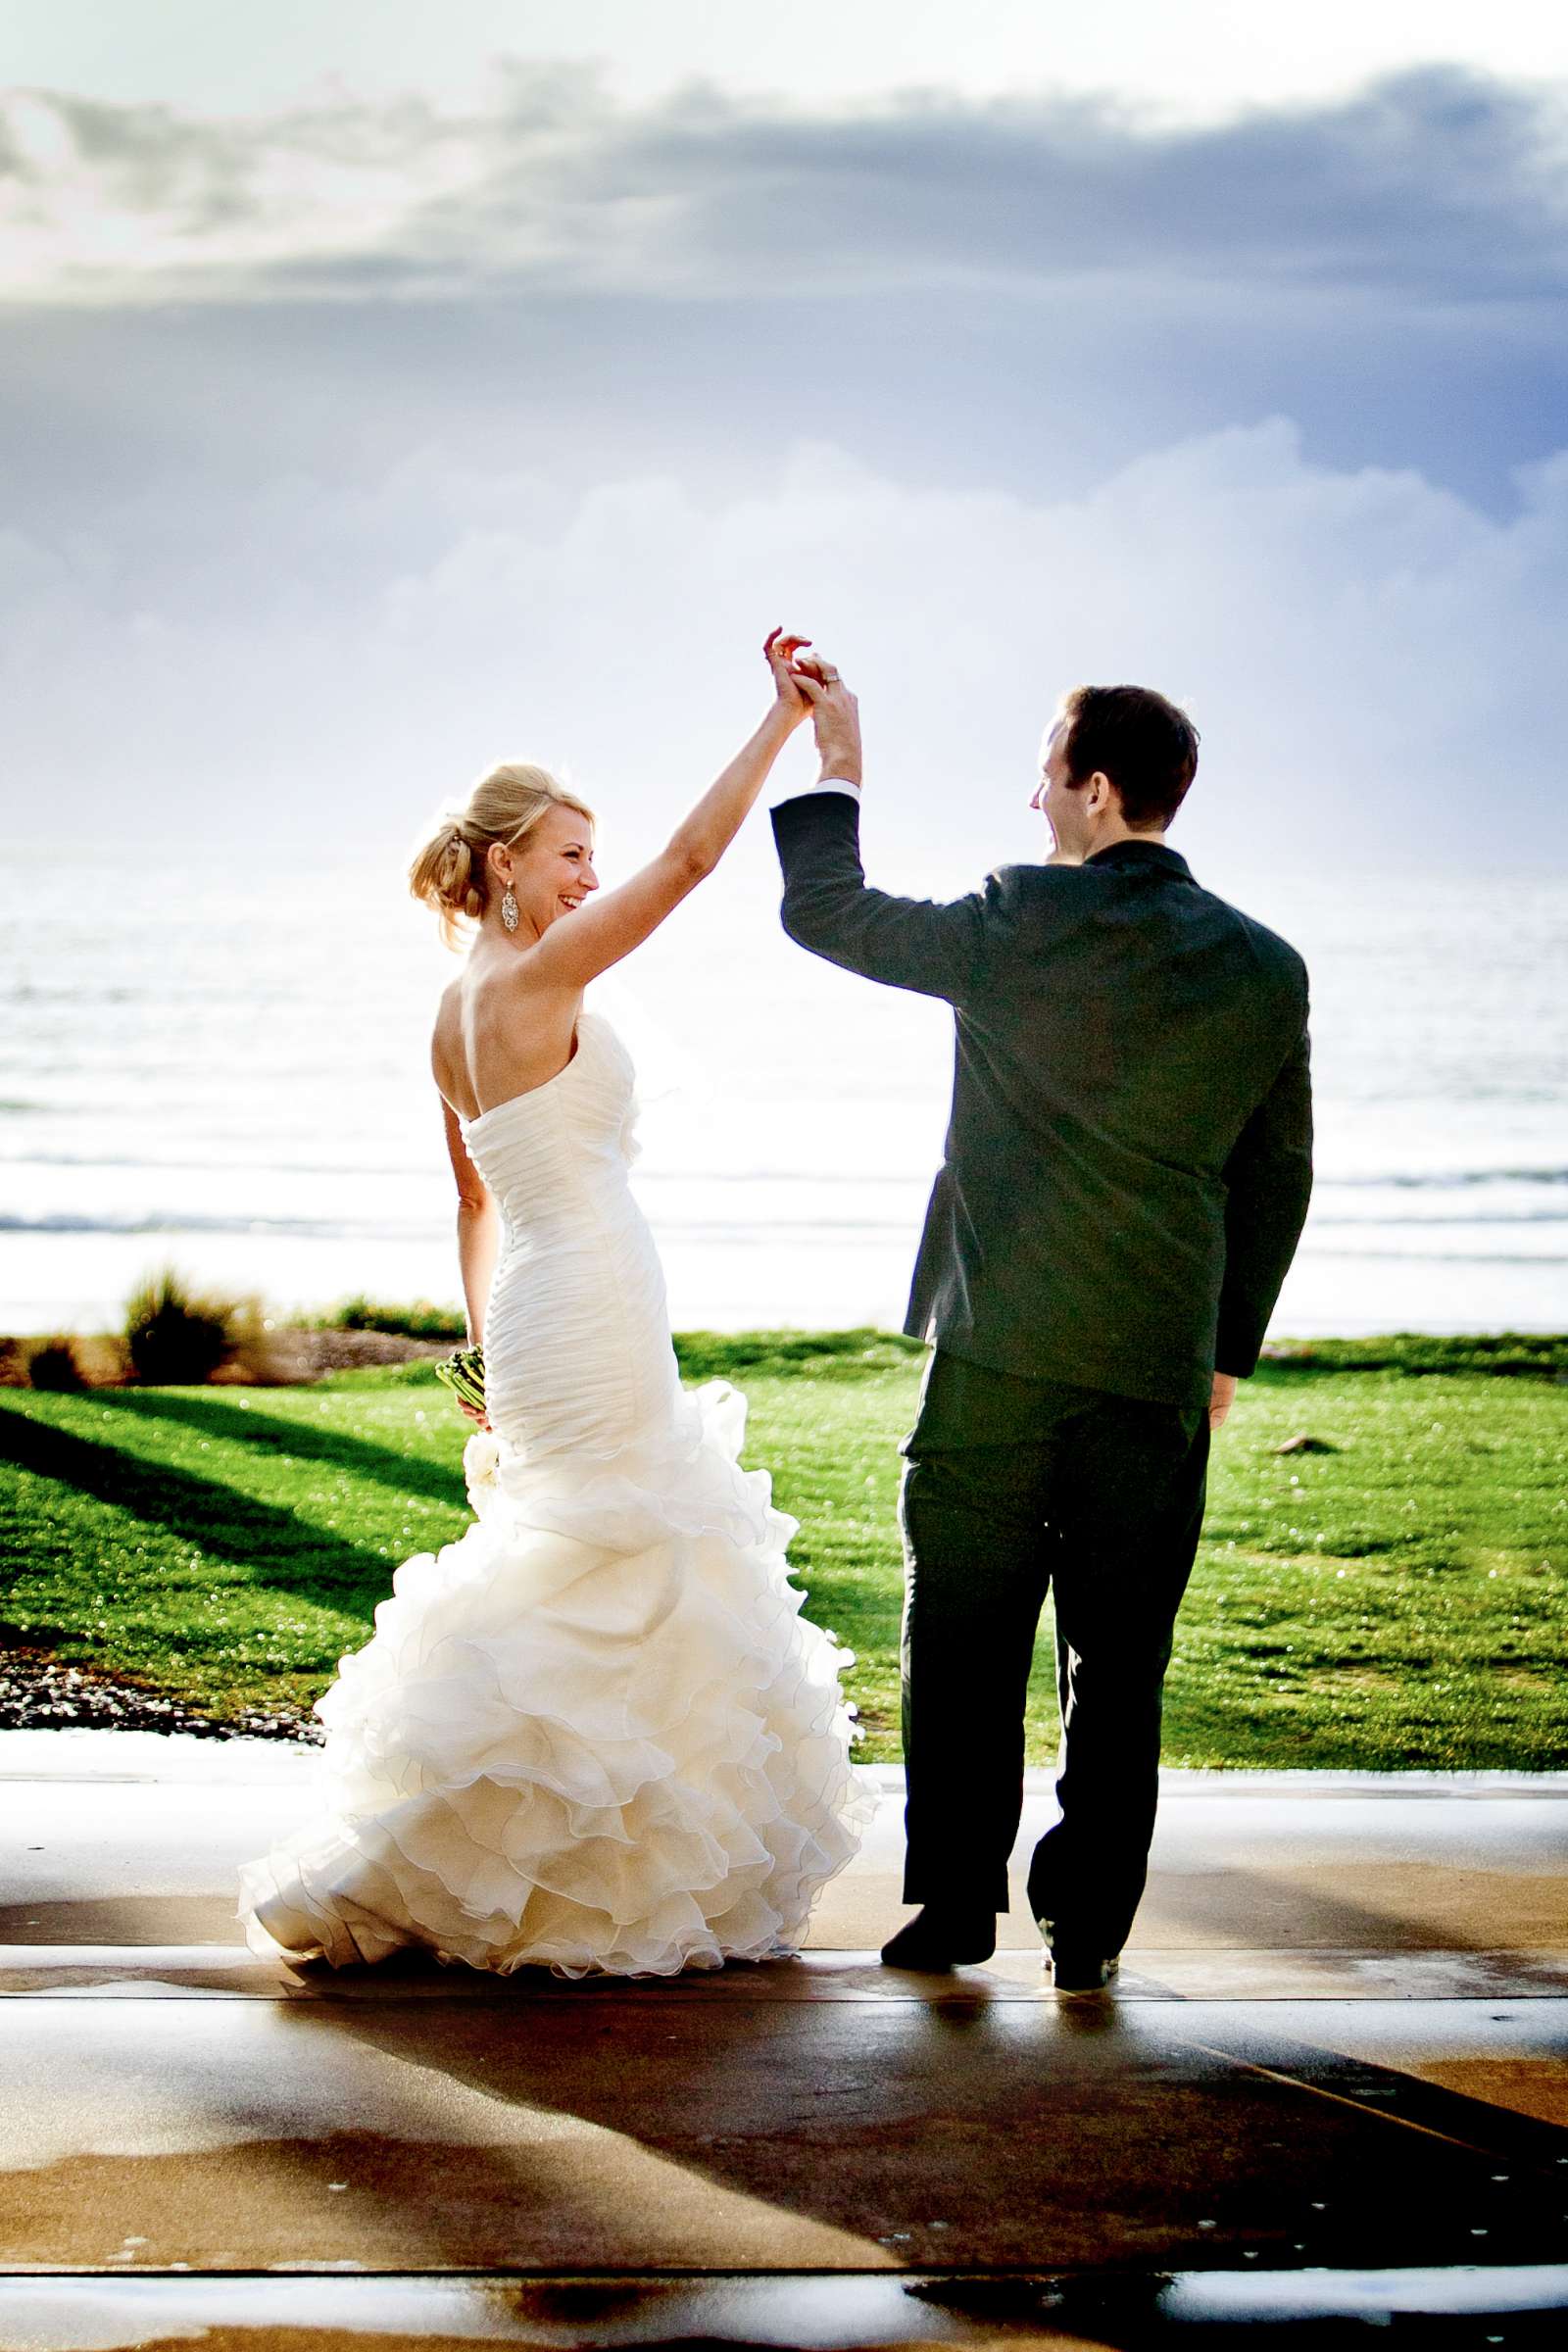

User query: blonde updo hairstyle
[409,762,597,950]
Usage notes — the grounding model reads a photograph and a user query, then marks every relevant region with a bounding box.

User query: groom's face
[1032,717,1090,858]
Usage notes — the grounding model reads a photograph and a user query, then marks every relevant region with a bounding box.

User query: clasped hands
[764,627,862,787]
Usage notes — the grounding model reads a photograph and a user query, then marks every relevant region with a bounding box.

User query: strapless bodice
[460,1010,639,1228]
[459,1008,678,1458]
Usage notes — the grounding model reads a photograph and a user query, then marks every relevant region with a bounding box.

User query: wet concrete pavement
[1,1732,1566,2346]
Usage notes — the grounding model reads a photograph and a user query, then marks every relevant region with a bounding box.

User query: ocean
[3,841,1564,1342]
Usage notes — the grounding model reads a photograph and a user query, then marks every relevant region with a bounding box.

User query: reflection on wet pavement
[1,1736,1566,2342]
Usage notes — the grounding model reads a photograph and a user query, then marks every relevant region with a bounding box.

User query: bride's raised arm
[523,630,810,992]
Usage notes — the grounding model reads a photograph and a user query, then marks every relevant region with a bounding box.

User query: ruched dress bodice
[239,1004,870,1978]
[461,1011,682,1459]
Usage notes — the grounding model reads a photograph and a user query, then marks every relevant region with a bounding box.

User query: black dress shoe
[1047,1948,1120,1997]
[880,1904,997,1970]
[1037,1915,1120,1996]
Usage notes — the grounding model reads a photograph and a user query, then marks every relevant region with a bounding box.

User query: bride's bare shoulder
[432,972,467,1037]
[429,974,468,1096]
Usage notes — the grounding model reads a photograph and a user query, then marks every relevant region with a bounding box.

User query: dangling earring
[501,886,519,933]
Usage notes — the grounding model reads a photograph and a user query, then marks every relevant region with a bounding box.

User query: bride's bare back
[431,969,581,1126]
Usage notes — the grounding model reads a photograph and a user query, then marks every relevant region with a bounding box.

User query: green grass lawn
[1,1332,1565,1768]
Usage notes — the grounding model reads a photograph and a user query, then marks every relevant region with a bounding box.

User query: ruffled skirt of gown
[237,1379,873,1977]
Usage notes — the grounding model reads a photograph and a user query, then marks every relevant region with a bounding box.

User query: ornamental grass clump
[26,1337,84,1392]
[123,1267,240,1386]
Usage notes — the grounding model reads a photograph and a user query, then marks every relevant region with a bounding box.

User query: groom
[773,659,1312,1989]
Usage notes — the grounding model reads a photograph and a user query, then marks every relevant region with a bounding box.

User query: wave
[1326,1166,1568,1191]
[0,1211,421,1240]
[0,1210,920,1242]
[1306,1246,1568,1266]
[0,1150,430,1178]
[1307,1210,1568,1228]
[2,1147,1565,1194]
[8,1209,1568,1260]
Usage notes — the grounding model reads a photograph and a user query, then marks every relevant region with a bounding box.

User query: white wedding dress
[238,1008,871,1976]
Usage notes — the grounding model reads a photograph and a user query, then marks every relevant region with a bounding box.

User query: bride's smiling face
[491,805,599,937]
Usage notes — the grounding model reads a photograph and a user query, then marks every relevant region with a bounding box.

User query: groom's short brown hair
[1060,685,1200,830]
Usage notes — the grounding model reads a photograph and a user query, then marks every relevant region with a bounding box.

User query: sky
[4,1,1567,885]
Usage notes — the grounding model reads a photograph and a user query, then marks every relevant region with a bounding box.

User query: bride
[239,631,870,1977]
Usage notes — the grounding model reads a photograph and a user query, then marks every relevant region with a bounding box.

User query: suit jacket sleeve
[1214,1012,1314,1378]
[771,791,991,1002]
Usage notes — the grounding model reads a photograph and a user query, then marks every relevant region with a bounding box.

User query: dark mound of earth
[0,1635,321,1740]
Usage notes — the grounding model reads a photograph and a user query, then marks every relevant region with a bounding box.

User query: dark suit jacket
[771,792,1313,1410]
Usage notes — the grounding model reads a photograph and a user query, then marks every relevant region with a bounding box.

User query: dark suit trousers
[898,1349,1210,1952]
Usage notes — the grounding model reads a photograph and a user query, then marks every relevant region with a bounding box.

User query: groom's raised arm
[771,790,990,1002]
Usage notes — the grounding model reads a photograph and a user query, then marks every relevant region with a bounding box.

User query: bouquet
[433,1343,486,1418]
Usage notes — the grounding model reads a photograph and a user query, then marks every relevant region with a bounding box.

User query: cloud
[4,63,1565,877]
[5,60,1564,539]
[2,65,1564,311]
[6,418,1565,874]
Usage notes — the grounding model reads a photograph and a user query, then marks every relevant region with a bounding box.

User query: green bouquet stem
[434,1344,487,1417]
